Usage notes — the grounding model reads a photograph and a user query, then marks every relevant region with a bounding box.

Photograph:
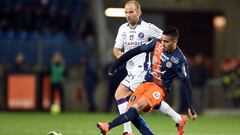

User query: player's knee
[114,90,122,100]
[115,88,132,100]
[114,87,122,99]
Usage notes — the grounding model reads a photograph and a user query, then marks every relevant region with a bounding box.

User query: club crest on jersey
[122,32,126,39]
[138,32,144,39]
[166,61,172,68]
[152,91,160,99]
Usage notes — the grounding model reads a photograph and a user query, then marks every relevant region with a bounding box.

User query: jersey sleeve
[176,61,190,80]
[175,58,196,113]
[147,23,163,39]
[114,25,124,49]
[109,39,157,74]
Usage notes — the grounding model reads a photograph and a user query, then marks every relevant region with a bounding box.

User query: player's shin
[132,115,154,135]
[109,107,138,130]
[157,101,182,123]
[117,98,133,133]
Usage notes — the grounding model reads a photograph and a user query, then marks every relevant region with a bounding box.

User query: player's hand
[116,51,124,59]
[188,108,197,120]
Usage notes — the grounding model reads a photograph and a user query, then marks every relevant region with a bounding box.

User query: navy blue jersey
[109,39,194,110]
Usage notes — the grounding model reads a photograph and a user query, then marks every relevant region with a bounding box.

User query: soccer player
[97,26,197,135]
[113,0,187,134]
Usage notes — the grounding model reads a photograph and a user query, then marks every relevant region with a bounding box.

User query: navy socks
[109,107,137,130]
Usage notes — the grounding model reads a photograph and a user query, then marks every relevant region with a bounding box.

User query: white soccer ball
[47,131,62,135]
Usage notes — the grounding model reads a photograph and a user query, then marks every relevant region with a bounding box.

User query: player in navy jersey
[113,1,187,134]
[97,26,197,135]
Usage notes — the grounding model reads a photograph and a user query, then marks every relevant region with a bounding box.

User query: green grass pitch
[0,112,239,135]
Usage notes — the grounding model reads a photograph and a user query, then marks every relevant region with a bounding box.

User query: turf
[0,112,239,135]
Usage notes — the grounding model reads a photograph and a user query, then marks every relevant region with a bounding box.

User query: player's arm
[176,62,197,120]
[109,40,157,75]
[113,47,124,59]
[181,78,197,120]
[113,24,125,59]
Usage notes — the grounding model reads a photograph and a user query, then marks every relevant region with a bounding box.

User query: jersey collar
[127,18,142,29]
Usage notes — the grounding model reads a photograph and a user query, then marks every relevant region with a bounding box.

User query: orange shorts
[127,82,166,112]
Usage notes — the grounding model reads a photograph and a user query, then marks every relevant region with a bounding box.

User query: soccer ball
[47,131,62,135]
[50,103,61,115]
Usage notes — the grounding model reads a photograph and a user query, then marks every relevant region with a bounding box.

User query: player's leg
[129,82,166,135]
[128,81,158,135]
[97,114,155,135]
[49,84,56,107]
[115,70,146,134]
[97,97,150,134]
[109,97,149,129]
[157,101,182,123]
[58,84,65,111]
[155,101,188,135]
[115,84,133,134]
[131,115,154,135]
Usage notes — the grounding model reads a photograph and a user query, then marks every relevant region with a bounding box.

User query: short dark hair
[163,25,179,39]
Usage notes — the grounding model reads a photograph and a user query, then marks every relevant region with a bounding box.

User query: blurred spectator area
[0,31,89,65]
[0,0,88,32]
[0,0,91,66]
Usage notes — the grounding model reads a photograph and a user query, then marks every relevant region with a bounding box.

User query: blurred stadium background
[0,0,240,134]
